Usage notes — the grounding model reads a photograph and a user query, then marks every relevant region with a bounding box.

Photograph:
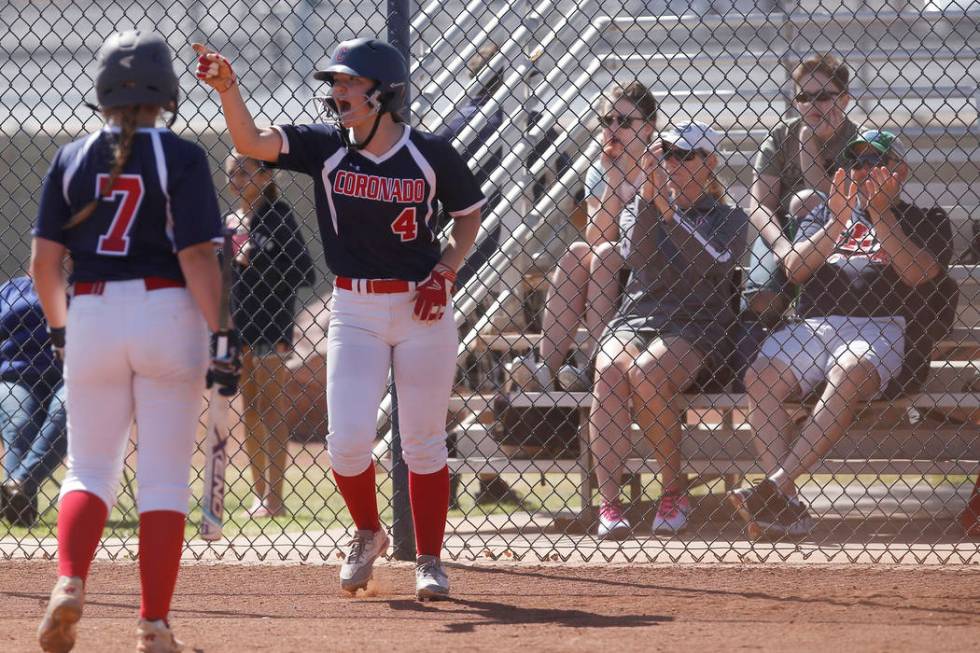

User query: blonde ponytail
[65,106,140,229]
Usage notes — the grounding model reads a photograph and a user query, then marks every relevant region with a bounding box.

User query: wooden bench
[447,266,979,515]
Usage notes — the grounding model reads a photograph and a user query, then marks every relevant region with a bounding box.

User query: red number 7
[96,174,145,256]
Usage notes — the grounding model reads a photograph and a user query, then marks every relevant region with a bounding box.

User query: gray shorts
[758,315,906,397]
[600,318,728,371]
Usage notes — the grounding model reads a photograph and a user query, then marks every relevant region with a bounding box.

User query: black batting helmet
[95,30,179,111]
[314,38,408,121]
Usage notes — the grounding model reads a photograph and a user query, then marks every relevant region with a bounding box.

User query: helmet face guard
[313,38,409,128]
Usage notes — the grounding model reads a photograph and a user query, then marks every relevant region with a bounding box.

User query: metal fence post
[387,0,416,562]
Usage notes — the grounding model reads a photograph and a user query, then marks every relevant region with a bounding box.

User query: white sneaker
[136,619,184,653]
[415,555,450,601]
[557,363,592,392]
[596,501,631,540]
[37,576,84,653]
[504,355,552,393]
[340,528,390,592]
[652,493,691,535]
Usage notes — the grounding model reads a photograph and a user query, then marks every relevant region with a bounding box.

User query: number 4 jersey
[34,126,223,283]
[271,123,486,281]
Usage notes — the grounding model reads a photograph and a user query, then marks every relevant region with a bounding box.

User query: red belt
[335,277,414,294]
[74,277,186,296]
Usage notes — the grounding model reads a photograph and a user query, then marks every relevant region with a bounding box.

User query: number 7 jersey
[271,123,486,281]
[33,126,223,282]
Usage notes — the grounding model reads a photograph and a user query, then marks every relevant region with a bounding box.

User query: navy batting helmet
[314,38,408,121]
[95,30,179,110]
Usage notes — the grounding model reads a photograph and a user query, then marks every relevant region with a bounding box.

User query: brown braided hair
[65,105,141,229]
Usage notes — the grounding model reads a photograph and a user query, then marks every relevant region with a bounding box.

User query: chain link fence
[0,0,978,564]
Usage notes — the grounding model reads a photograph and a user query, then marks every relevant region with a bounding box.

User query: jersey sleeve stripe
[448,197,487,217]
[149,131,177,252]
[62,132,101,204]
[272,126,290,154]
[405,141,437,231]
[321,149,347,236]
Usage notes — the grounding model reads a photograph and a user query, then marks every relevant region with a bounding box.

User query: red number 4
[96,174,144,256]
[390,207,417,242]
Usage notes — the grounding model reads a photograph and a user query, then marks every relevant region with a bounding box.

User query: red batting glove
[413,263,456,323]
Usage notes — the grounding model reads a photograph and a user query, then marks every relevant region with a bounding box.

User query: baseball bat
[199,230,235,541]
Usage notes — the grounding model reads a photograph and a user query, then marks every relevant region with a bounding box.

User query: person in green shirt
[741,54,862,327]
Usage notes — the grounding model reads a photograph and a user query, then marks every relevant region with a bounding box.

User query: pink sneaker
[597,501,631,540]
[652,493,690,535]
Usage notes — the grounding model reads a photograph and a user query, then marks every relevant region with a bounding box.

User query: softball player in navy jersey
[194,37,483,599]
[31,31,238,653]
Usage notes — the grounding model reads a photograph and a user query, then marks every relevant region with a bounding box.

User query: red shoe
[959,489,980,538]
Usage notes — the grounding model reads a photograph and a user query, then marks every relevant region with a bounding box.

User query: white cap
[660,121,722,153]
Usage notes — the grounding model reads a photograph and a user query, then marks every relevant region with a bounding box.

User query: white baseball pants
[60,281,209,514]
[326,285,457,476]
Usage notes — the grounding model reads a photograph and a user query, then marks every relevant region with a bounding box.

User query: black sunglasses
[599,113,641,128]
[846,153,892,170]
[662,146,702,162]
[794,90,840,104]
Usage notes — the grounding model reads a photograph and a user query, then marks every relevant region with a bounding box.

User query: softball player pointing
[31,31,238,652]
[194,37,483,599]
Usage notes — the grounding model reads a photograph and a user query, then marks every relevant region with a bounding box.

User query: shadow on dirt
[386,596,673,633]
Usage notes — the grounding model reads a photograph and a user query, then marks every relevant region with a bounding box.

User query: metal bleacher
[381,2,980,511]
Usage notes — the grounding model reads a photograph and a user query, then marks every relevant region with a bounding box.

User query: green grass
[0,463,588,544]
[3,467,972,545]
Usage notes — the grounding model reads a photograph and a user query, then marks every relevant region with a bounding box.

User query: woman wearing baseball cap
[590,121,748,539]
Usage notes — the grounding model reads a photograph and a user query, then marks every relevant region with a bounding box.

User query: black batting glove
[47,326,66,363]
[206,329,242,397]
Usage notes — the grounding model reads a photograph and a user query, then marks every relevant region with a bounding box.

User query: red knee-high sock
[57,491,109,582]
[409,466,449,558]
[138,510,185,622]
[333,462,380,532]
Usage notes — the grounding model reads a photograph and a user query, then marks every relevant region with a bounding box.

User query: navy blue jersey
[0,276,60,385]
[271,123,485,281]
[34,127,223,283]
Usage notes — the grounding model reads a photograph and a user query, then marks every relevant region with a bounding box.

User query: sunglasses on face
[793,90,840,104]
[599,114,641,128]
[662,146,702,162]
[846,154,892,170]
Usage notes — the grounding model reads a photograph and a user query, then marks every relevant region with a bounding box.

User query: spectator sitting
[736,54,862,378]
[591,122,748,539]
[0,275,67,527]
[507,81,659,393]
[732,130,954,539]
[225,152,316,519]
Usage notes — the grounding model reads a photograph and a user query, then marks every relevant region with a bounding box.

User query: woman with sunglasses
[507,81,658,393]
[591,122,747,539]
[741,55,861,332]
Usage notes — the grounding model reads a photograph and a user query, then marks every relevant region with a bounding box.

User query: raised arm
[193,44,282,162]
[782,168,854,285]
[749,173,792,259]
[864,167,943,287]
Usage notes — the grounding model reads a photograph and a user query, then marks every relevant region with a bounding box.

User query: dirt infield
[2,561,978,652]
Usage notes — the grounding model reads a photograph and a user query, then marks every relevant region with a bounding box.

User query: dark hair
[599,81,658,126]
[792,54,850,93]
[65,105,141,229]
[229,152,280,204]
